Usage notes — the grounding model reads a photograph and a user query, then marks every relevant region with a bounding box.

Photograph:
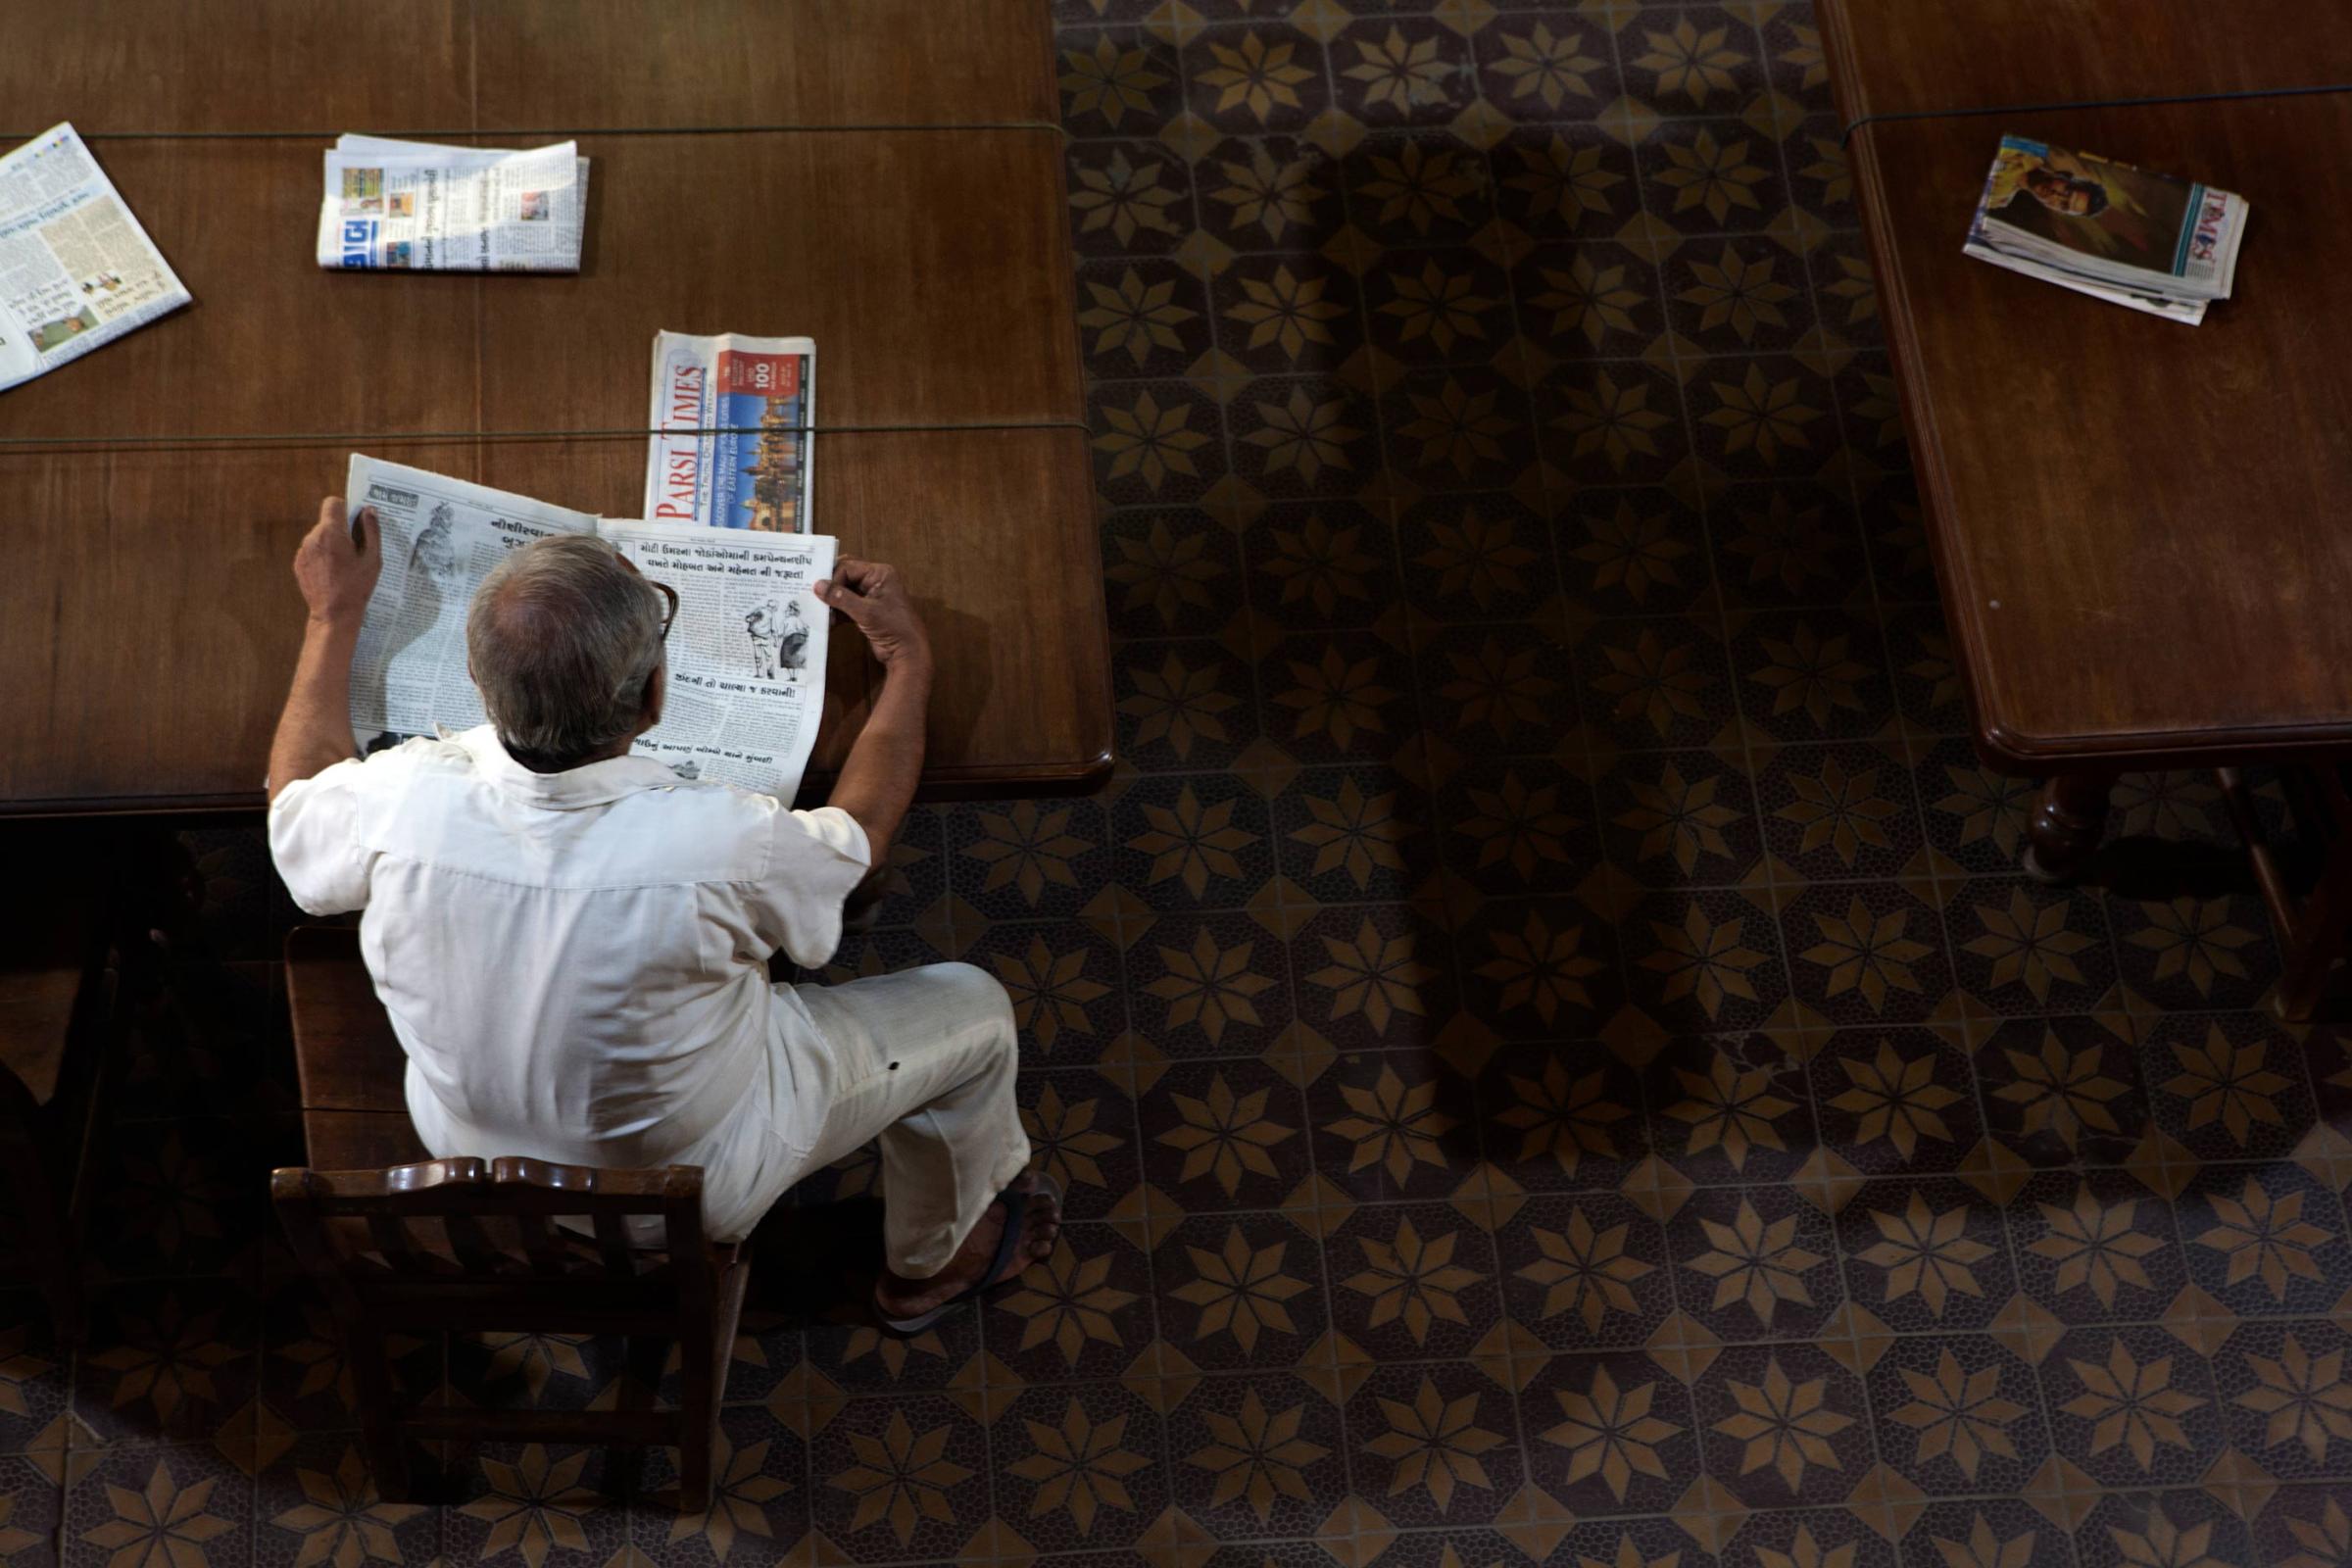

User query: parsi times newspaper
[644,331,817,531]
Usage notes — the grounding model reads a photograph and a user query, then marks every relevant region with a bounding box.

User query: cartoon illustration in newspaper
[746,600,783,679]
[408,504,460,583]
[743,598,811,679]
[777,600,808,670]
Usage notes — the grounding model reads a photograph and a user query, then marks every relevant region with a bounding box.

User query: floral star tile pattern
[7,2,2341,1565]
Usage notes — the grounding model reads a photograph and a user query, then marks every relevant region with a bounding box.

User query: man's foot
[872,1172,1060,1327]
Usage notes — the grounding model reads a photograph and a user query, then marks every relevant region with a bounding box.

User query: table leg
[2023,769,2113,883]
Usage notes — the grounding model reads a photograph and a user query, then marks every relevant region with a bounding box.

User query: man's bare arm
[267,499,382,804]
[815,558,931,869]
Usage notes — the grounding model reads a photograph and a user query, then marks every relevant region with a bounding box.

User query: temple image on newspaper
[743,393,805,531]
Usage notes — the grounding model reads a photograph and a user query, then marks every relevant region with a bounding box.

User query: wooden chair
[271,1156,747,1510]
[278,925,749,1510]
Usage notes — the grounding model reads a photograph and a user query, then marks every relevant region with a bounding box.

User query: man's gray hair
[466,535,665,770]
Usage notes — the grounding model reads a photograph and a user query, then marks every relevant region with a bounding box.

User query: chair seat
[0,969,83,1106]
[285,925,407,1114]
[304,1108,432,1171]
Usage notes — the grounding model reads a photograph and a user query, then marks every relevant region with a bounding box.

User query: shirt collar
[451,724,684,808]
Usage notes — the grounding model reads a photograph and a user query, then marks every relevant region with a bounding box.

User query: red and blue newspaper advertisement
[643,331,816,531]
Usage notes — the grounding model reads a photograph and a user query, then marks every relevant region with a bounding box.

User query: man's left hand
[294,497,382,629]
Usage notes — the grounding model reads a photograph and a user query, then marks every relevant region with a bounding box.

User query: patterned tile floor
[2,2,2347,1565]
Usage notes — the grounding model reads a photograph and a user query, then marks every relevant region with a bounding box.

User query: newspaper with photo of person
[1965,133,2248,324]
[317,135,588,272]
[344,456,835,802]
[0,122,190,392]
[644,332,815,530]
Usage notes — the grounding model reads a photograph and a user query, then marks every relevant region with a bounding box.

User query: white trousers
[782,961,1031,1278]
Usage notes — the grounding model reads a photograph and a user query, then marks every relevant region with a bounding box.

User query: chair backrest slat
[443,1211,505,1274]
[514,1211,566,1274]
[275,1157,708,1298]
[366,1212,427,1272]
[590,1211,637,1277]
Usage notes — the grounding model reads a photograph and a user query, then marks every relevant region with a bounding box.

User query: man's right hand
[293,498,381,631]
[815,558,931,672]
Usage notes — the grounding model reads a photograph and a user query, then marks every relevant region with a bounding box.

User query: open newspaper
[0,122,190,392]
[317,135,588,272]
[346,456,834,801]
[1965,133,2248,325]
[645,332,815,530]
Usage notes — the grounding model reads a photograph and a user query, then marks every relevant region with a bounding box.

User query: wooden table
[0,0,1107,812]
[1827,2,2352,881]
[1822,0,2352,129]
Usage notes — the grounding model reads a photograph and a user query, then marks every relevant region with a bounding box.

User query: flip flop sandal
[874,1174,1060,1336]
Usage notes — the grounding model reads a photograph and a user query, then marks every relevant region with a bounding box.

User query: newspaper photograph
[644,331,815,531]
[345,455,599,748]
[603,520,836,802]
[317,134,588,272]
[0,122,191,393]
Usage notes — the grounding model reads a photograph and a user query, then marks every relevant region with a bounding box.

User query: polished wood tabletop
[0,0,1105,812]
[1821,0,2352,130]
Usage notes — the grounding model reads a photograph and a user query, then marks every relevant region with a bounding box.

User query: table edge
[1815,0,1875,135]
[1973,719,2352,772]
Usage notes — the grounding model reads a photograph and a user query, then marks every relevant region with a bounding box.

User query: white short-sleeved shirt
[268,725,870,1239]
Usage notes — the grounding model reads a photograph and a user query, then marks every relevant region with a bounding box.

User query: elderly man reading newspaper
[264,498,1058,1332]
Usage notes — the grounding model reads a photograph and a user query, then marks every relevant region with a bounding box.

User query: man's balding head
[466,535,666,771]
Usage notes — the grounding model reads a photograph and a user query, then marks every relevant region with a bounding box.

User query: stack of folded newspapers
[1965,133,2247,324]
[315,134,588,272]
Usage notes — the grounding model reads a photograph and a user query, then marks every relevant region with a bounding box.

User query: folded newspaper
[345,456,835,801]
[646,332,815,530]
[318,135,588,272]
[0,122,190,392]
[1966,133,2248,324]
